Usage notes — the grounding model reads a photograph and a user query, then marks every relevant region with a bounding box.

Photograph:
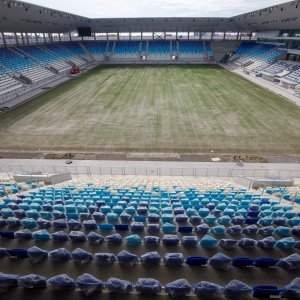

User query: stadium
[0,0,300,299]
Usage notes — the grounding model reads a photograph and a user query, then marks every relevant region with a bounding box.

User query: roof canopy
[0,0,299,33]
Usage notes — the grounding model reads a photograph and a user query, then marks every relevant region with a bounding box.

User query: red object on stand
[70,66,80,75]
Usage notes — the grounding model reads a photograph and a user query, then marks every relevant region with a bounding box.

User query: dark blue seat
[245,218,259,224]
[253,258,278,268]
[0,231,15,239]
[247,211,259,218]
[7,248,29,258]
[232,257,254,268]
[115,224,129,231]
[186,256,208,266]
[178,226,193,233]
[253,285,280,298]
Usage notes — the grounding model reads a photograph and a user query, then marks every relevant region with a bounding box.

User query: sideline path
[0,159,299,178]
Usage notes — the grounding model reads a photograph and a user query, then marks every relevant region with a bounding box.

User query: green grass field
[0,65,299,155]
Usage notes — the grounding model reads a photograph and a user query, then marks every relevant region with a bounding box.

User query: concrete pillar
[1,32,7,47]
[199,32,202,40]
[188,32,190,40]
[35,33,38,44]
[25,33,29,45]
[14,32,19,46]
[223,32,226,40]
[21,32,25,45]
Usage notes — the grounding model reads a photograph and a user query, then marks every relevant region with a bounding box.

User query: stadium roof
[0,0,299,33]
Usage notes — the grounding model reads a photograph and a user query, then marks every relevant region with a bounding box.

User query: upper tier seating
[179,41,207,59]
[62,42,86,58]
[41,44,86,67]
[148,41,170,60]
[83,42,107,60]
[17,45,70,72]
[114,41,140,58]
[233,42,258,58]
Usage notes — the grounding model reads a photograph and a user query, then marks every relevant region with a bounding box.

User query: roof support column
[35,33,38,45]
[236,32,239,40]
[1,32,7,48]
[211,31,214,41]
[21,32,25,45]
[25,33,29,45]
[58,33,62,42]
[117,32,119,40]
[43,33,46,44]
[141,31,143,41]
[152,32,154,40]
[176,31,178,39]
[94,32,96,41]
[164,31,166,40]
[223,32,226,40]
[249,32,253,40]
[188,31,190,40]
[14,32,19,46]
[106,33,108,40]
[129,32,131,40]
[199,32,202,40]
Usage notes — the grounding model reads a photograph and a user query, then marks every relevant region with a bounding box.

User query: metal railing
[0,164,299,178]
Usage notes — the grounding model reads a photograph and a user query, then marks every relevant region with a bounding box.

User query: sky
[23,0,290,18]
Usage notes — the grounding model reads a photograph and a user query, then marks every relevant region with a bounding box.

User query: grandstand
[0,174,300,299]
[0,1,300,299]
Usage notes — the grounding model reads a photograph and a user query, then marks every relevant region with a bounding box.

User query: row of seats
[1,228,300,250]
[0,272,299,298]
[1,211,300,233]
[0,65,22,93]
[262,60,300,76]
[1,245,300,269]
[1,205,299,224]
[16,45,70,72]
[81,40,212,60]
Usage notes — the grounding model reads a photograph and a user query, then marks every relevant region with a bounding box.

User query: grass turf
[0,65,299,155]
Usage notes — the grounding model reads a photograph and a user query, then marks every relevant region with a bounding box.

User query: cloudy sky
[24,0,290,18]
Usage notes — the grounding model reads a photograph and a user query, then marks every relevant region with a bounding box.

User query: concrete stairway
[211,40,241,62]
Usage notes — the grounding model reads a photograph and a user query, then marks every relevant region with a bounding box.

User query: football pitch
[0,65,299,155]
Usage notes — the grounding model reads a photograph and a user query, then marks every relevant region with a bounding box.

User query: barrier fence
[0,164,299,178]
